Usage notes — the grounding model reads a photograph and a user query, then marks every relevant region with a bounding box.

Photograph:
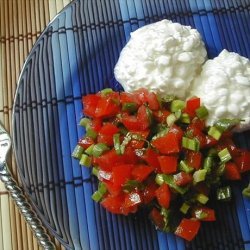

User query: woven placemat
[0,1,72,249]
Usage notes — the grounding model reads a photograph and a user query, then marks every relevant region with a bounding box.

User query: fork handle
[0,163,55,250]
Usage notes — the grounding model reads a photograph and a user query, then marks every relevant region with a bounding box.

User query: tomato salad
[72,88,250,241]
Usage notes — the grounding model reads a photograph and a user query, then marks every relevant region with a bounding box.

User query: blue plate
[12,0,250,249]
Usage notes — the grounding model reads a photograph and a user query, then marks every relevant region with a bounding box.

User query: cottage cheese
[114,19,207,98]
[189,49,250,131]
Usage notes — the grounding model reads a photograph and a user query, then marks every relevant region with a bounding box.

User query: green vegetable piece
[208,126,222,140]
[170,100,185,112]
[182,137,200,151]
[160,208,171,232]
[180,113,190,124]
[80,117,91,127]
[152,128,169,140]
[91,191,103,202]
[195,105,208,120]
[155,174,189,194]
[86,128,97,139]
[92,167,99,177]
[92,143,109,157]
[203,156,213,174]
[196,193,209,204]
[242,183,250,198]
[218,148,232,163]
[180,202,190,214]
[100,88,113,96]
[122,102,137,113]
[216,163,226,176]
[179,160,194,173]
[113,133,121,155]
[193,209,208,220]
[216,186,232,201]
[79,153,92,167]
[214,118,241,132]
[72,145,84,160]
[166,113,177,127]
[146,107,153,125]
[193,169,207,184]
[85,144,95,156]
[92,182,107,202]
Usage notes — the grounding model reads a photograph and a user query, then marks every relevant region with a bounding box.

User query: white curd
[114,19,207,98]
[189,49,250,131]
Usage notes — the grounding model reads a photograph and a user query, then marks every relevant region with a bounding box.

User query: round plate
[13,0,250,249]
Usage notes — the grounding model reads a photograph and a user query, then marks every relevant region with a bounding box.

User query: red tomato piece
[82,94,101,117]
[152,132,180,154]
[97,134,114,146]
[186,151,202,170]
[95,94,120,118]
[136,105,151,130]
[112,164,133,189]
[133,88,150,104]
[120,92,140,105]
[175,218,201,241]
[131,164,154,182]
[143,148,160,168]
[234,150,250,173]
[169,125,184,141]
[129,130,150,149]
[89,118,102,132]
[155,183,171,209]
[101,194,125,214]
[78,136,94,149]
[173,172,193,186]
[217,138,241,158]
[146,92,160,110]
[143,181,158,204]
[153,110,171,123]
[123,191,142,215]
[205,135,218,148]
[191,207,216,221]
[224,162,241,180]
[157,155,178,174]
[99,123,119,135]
[149,208,165,230]
[185,97,200,117]
[122,115,141,131]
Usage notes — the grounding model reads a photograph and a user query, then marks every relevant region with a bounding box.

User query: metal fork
[0,123,55,250]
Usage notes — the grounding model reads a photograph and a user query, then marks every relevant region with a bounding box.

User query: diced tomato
[133,88,150,105]
[149,208,165,230]
[120,92,140,105]
[143,181,158,204]
[142,148,161,172]
[157,155,178,174]
[190,118,205,131]
[184,97,200,117]
[131,164,154,182]
[122,115,140,130]
[217,138,241,158]
[186,151,202,170]
[146,92,160,110]
[112,164,133,188]
[173,172,193,186]
[89,118,102,132]
[123,191,142,214]
[129,130,150,149]
[224,162,241,180]
[151,132,180,154]
[175,218,201,241]
[123,146,138,164]
[82,94,101,117]
[234,150,250,173]
[169,125,184,142]
[101,194,125,214]
[155,183,171,209]
[99,123,119,135]
[136,105,151,130]
[205,135,218,147]
[191,206,216,221]
[153,110,171,123]
[78,136,94,149]
[95,94,120,118]
[97,134,114,146]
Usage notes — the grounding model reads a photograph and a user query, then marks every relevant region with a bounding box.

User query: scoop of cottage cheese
[114,19,207,98]
[189,49,250,131]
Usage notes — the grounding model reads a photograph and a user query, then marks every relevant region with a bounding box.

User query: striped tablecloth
[0,1,72,249]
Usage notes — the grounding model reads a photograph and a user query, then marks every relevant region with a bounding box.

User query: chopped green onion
[113,133,121,155]
[80,117,91,127]
[193,209,208,220]
[180,113,190,124]
[92,167,99,177]
[155,174,188,194]
[214,118,241,132]
[182,137,200,151]
[174,110,182,119]
[85,144,94,156]
[91,191,103,202]
[160,208,171,232]
[92,143,109,157]
[179,160,194,173]
[180,202,190,214]
[72,145,84,160]
[170,100,185,112]
[122,102,137,113]
[216,186,232,201]
[218,148,232,163]
[203,156,213,174]
[196,193,209,204]
[146,107,153,125]
[216,163,226,176]
[86,128,97,139]
[100,88,113,96]
[79,153,92,167]
[91,182,107,202]
[152,128,169,140]
[193,169,207,184]
[195,106,208,119]
[167,113,177,127]
[208,126,222,140]
[242,183,250,198]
